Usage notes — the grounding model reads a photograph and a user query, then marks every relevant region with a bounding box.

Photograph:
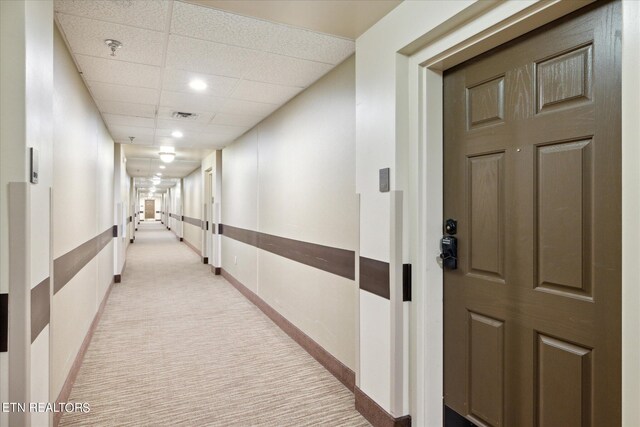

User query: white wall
[222,56,357,369]
[51,24,115,401]
[183,167,203,254]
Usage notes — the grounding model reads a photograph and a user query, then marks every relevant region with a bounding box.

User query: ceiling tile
[56,13,165,66]
[162,69,239,97]
[104,114,155,128]
[231,80,301,104]
[96,99,157,118]
[246,52,333,87]
[211,113,263,128]
[218,99,279,116]
[88,82,158,105]
[165,35,258,78]
[54,0,169,31]
[76,54,161,88]
[160,90,226,113]
[156,119,210,133]
[108,124,155,137]
[206,124,248,137]
[268,26,355,65]
[114,136,154,146]
[171,1,278,51]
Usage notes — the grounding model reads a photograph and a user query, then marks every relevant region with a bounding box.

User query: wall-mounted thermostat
[30,147,38,184]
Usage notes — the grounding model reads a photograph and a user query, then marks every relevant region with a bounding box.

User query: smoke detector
[104,39,123,56]
[171,111,199,120]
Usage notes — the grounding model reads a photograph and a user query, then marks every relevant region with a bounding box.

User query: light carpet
[60,222,369,426]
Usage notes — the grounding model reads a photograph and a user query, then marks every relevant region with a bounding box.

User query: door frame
[404,1,640,425]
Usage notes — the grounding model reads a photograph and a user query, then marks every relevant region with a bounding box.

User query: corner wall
[221,56,357,370]
[183,167,203,255]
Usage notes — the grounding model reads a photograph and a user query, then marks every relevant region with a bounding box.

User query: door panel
[443,2,621,426]
[144,199,155,220]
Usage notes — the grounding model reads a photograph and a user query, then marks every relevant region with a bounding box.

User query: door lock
[440,218,458,270]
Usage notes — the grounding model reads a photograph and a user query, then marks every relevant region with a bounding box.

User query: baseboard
[54,279,115,427]
[354,386,411,427]
[220,268,355,391]
[182,238,201,257]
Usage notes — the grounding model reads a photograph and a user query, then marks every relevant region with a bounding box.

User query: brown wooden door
[144,199,155,220]
[443,2,621,426]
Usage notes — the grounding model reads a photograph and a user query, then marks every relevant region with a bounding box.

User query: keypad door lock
[440,218,458,270]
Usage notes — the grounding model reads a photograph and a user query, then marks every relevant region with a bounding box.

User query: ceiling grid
[53,0,399,191]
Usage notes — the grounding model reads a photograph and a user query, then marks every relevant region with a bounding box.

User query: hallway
[59,223,369,426]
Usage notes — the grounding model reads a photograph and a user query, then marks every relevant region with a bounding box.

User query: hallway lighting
[171,130,183,138]
[189,79,207,91]
[156,172,162,176]
[159,165,166,169]
[159,146,176,163]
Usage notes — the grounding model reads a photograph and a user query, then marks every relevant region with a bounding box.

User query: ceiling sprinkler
[128,136,135,144]
[104,39,123,57]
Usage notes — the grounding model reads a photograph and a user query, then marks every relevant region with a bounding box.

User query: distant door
[443,2,621,426]
[144,199,155,220]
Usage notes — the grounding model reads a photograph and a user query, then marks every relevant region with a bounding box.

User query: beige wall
[50,25,115,400]
[222,56,357,369]
[183,167,203,254]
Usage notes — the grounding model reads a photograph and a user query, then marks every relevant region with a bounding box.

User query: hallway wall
[221,56,357,369]
[183,167,203,255]
[168,182,183,238]
[0,1,54,425]
[51,24,115,401]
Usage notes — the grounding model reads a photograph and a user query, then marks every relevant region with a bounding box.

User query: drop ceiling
[53,0,400,187]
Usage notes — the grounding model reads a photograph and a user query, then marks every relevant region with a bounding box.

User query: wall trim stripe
[54,279,114,427]
[355,386,412,427]
[183,215,203,228]
[53,227,113,294]
[30,277,50,343]
[221,224,355,280]
[0,293,7,352]
[221,269,356,391]
[169,213,181,221]
[359,257,390,299]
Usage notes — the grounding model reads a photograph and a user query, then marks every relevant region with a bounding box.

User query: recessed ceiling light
[189,79,207,91]
[171,130,183,138]
[156,173,162,176]
[159,165,166,169]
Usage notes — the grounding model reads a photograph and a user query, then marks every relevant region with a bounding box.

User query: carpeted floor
[60,222,369,426]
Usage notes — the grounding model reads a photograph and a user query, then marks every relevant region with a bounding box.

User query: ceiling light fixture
[171,130,183,138]
[159,146,175,163]
[104,39,123,57]
[156,172,162,176]
[189,79,207,91]
[159,165,166,169]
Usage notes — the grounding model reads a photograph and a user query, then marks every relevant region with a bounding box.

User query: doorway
[144,199,155,221]
[442,2,621,425]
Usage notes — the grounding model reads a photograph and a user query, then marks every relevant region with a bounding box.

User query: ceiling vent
[171,111,199,120]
